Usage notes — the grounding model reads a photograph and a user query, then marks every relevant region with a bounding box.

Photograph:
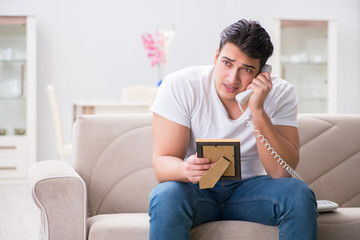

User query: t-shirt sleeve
[267,81,299,128]
[150,72,194,128]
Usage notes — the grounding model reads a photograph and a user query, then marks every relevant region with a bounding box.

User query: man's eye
[223,60,231,66]
[241,67,252,73]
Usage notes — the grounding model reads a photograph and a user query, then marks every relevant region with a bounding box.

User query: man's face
[214,42,261,104]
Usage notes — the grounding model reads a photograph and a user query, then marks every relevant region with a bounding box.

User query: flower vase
[157,64,165,86]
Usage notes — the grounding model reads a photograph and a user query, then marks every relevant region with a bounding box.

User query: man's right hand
[184,154,214,184]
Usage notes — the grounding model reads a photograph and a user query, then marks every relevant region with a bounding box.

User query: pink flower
[142,28,176,82]
[142,29,176,68]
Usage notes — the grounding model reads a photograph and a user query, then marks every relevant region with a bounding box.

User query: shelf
[0,60,26,63]
[0,135,26,138]
[0,15,36,180]
[281,61,327,65]
[0,96,26,100]
[272,19,337,113]
[298,97,327,101]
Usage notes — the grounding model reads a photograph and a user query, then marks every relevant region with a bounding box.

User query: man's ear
[214,49,220,64]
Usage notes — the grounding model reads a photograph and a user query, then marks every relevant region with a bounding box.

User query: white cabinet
[272,19,337,113]
[0,16,36,181]
[0,136,28,178]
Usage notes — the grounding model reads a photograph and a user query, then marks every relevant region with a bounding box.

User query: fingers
[185,155,214,184]
[188,176,202,184]
[252,72,272,90]
[247,73,272,111]
[249,72,272,97]
[187,155,211,166]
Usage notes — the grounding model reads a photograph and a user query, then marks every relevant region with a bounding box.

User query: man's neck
[222,99,247,120]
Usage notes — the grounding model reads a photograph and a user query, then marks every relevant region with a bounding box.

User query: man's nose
[229,69,241,83]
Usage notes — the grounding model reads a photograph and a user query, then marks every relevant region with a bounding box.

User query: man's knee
[275,178,317,214]
[285,178,315,201]
[149,181,195,211]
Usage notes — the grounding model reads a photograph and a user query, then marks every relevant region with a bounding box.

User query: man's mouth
[224,83,239,92]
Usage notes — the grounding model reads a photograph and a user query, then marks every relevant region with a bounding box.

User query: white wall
[1,0,359,162]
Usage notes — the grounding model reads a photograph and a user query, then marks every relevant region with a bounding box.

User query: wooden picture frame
[196,139,241,180]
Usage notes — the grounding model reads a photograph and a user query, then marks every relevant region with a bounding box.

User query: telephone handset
[235,64,303,180]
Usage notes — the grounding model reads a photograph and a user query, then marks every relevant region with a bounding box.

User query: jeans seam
[282,218,286,240]
[221,181,226,216]
[197,199,219,204]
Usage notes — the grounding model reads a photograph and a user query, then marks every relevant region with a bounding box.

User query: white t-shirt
[151,65,298,179]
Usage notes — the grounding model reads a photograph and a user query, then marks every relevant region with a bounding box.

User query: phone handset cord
[239,105,303,181]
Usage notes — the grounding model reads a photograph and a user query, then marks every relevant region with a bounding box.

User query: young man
[149,19,318,240]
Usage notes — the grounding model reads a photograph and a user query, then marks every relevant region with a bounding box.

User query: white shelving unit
[272,19,337,113]
[0,16,36,181]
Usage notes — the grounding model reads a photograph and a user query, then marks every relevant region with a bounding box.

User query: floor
[0,183,41,240]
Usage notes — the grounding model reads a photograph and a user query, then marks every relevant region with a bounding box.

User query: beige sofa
[28,114,360,240]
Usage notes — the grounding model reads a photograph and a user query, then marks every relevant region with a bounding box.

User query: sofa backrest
[297,114,360,207]
[73,114,360,217]
[73,114,157,217]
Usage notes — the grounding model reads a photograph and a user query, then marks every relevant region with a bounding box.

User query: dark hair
[219,19,273,68]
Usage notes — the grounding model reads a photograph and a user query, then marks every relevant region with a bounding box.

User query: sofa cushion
[87,208,360,240]
[318,208,360,240]
[87,213,150,240]
[191,220,278,239]
[87,213,279,240]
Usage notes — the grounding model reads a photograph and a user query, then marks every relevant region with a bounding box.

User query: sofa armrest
[28,160,87,240]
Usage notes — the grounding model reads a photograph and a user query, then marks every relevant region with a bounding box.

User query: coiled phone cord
[239,105,303,181]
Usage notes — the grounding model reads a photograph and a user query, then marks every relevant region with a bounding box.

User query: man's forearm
[251,110,300,178]
[153,156,189,183]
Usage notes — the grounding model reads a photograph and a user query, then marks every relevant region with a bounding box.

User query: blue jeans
[149,176,318,240]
